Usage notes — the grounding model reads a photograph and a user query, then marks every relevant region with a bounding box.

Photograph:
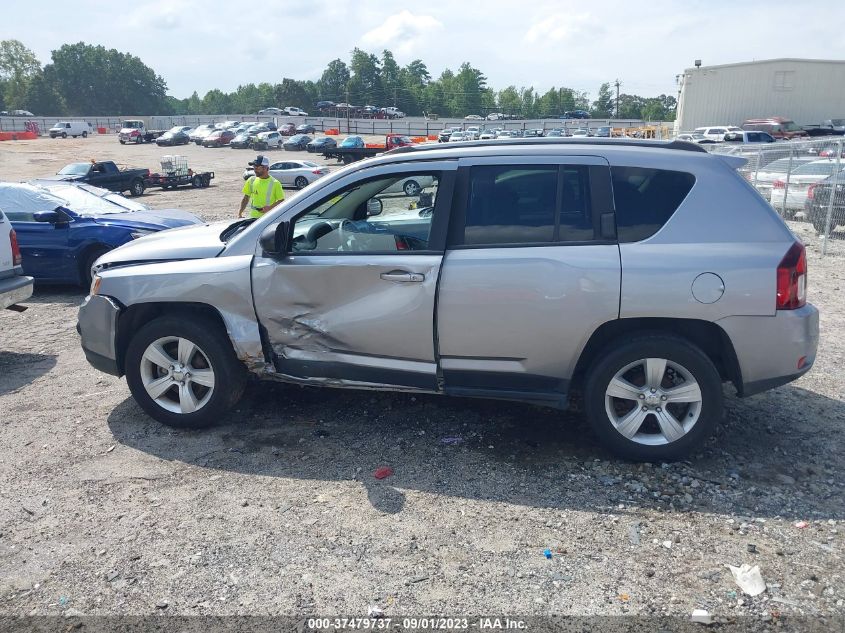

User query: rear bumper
[77,294,122,376]
[717,304,819,397]
[0,274,34,310]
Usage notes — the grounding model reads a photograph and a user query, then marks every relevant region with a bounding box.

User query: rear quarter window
[612,167,696,242]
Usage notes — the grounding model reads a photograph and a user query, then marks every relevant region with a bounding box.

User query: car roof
[381,138,708,166]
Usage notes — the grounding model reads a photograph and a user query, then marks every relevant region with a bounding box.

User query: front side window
[291,172,440,253]
[612,167,695,243]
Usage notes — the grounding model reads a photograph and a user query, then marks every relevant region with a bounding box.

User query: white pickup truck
[0,208,33,311]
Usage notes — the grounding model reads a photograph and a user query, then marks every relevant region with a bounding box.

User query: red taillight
[776,242,807,310]
[312,170,322,175]
[773,180,785,189]
[9,228,22,266]
[808,183,816,200]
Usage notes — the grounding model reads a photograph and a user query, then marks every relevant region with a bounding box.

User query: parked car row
[313,103,405,119]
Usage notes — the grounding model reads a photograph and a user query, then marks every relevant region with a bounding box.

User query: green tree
[23,71,65,115]
[380,50,401,106]
[0,39,42,110]
[349,48,382,105]
[318,59,350,101]
[591,82,614,117]
[497,86,521,116]
[201,89,231,114]
[46,43,167,114]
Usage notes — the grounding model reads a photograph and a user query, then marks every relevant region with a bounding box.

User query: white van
[50,121,92,139]
[0,207,33,311]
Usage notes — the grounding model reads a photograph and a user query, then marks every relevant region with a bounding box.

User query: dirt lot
[0,135,844,625]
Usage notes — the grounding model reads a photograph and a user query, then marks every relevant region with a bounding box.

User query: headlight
[130,230,154,240]
[90,274,101,296]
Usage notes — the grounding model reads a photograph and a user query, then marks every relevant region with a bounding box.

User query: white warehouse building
[674,58,845,133]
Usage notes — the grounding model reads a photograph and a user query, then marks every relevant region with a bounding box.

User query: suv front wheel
[584,335,722,460]
[125,315,246,428]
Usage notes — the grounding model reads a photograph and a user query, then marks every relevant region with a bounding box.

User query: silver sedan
[243,160,330,189]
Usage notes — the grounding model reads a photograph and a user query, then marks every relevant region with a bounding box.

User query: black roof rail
[385,137,708,156]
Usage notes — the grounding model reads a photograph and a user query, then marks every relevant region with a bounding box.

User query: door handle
[380,271,425,283]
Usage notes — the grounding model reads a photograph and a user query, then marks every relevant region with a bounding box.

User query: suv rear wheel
[584,335,722,460]
[125,315,247,428]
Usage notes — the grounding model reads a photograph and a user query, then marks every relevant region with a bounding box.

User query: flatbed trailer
[321,134,416,164]
[145,155,214,190]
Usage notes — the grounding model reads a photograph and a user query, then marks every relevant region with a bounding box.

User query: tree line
[0,39,676,121]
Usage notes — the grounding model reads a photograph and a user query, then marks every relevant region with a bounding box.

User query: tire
[124,315,247,428]
[119,140,125,145]
[201,175,211,187]
[82,131,88,138]
[403,180,421,196]
[342,154,354,165]
[583,334,722,461]
[129,179,145,197]
[80,245,111,288]
[294,176,308,188]
[191,175,202,188]
[61,132,67,138]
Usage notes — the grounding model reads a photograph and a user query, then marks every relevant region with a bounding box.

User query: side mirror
[259,221,290,257]
[33,210,65,224]
[366,198,383,217]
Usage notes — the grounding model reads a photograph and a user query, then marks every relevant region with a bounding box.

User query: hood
[119,127,141,134]
[92,209,203,230]
[42,174,83,182]
[95,220,232,267]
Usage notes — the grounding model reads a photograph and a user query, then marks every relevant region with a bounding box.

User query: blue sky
[3,0,845,100]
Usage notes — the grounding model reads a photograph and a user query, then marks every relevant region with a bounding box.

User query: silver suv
[77,139,819,460]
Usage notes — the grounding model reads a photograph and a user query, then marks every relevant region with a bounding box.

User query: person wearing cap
[238,155,285,219]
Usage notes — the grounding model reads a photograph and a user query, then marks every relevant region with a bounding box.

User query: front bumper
[717,304,819,397]
[77,294,122,376]
[0,274,34,310]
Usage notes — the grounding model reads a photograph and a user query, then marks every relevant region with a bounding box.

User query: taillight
[10,228,22,266]
[776,242,807,310]
[773,180,785,189]
[312,170,323,175]
[807,184,816,200]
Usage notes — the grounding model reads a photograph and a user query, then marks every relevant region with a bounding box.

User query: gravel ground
[0,136,843,626]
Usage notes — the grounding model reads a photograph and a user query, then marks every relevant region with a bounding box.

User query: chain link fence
[706,137,845,257]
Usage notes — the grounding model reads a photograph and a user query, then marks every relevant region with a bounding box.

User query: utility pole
[345,84,350,133]
[614,79,621,119]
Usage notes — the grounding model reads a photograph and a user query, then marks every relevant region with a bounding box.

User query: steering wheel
[336,219,357,251]
[304,221,334,249]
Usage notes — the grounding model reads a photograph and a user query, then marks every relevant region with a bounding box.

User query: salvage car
[306,137,337,153]
[283,134,312,151]
[202,129,236,147]
[0,182,201,286]
[77,138,818,461]
[155,126,192,146]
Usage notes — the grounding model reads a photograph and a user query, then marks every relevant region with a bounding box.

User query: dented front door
[250,165,455,391]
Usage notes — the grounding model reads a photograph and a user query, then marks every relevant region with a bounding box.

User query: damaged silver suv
[78,139,819,460]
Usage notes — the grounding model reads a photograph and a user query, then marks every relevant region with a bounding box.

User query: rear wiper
[220,218,255,242]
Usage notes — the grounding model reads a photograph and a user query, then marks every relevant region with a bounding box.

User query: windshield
[58,163,91,175]
[783,121,801,132]
[792,162,843,176]
[831,119,845,126]
[122,121,143,129]
[40,183,130,215]
[168,126,184,133]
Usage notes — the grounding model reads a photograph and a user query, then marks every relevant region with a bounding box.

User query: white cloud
[131,0,196,30]
[523,12,592,44]
[361,10,444,57]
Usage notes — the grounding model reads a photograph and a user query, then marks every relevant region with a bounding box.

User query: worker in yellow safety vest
[238,155,285,218]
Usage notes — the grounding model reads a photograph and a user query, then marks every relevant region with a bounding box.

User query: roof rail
[386,137,708,155]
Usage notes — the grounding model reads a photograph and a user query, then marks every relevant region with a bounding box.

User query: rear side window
[612,167,695,243]
[462,165,594,245]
